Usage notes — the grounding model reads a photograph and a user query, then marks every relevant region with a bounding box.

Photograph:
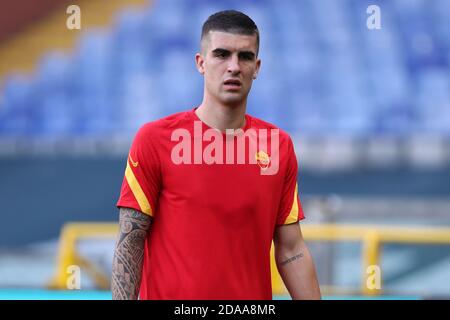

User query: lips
[223,79,242,89]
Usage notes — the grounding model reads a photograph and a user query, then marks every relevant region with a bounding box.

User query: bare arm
[111,207,152,300]
[273,223,321,300]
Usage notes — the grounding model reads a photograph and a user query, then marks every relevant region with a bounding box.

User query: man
[112,10,321,300]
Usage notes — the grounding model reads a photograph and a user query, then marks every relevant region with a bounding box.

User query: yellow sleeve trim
[125,161,153,216]
[284,183,299,224]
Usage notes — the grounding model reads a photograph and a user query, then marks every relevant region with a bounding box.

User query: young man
[112,10,321,300]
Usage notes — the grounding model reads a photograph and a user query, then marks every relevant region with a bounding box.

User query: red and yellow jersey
[117,107,304,300]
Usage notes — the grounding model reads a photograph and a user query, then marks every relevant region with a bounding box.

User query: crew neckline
[190,106,252,133]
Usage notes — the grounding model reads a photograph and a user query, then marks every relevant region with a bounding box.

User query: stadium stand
[1,0,449,139]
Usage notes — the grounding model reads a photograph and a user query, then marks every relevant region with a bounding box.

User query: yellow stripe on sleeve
[125,161,153,216]
[284,183,299,224]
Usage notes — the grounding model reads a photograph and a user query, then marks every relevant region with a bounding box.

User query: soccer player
[112,10,321,300]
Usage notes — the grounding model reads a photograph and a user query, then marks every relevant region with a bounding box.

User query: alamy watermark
[66,265,81,290]
[66,5,81,30]
[170,121,280,175]
[367,5,381,30]
[366,264,382,290]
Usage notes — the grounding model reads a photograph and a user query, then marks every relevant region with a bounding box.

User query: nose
[227,54,241,75]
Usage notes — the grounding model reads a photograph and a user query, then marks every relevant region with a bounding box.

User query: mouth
[223,79,242,90]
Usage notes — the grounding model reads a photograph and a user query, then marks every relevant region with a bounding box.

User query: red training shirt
[116,107,304,300]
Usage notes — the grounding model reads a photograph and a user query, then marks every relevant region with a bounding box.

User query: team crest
[255,151,270,170]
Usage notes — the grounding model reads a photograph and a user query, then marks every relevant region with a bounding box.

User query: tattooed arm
[112,207,152,300]
[273,223,321,300]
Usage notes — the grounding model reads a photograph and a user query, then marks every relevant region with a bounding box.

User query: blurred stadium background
[1,0,450,300]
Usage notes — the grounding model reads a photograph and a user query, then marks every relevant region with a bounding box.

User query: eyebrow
[211,48,256,59]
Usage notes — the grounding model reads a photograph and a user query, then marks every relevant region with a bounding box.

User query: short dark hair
[201,10,260,54]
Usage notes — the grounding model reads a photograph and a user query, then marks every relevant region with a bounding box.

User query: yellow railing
[272,223,450,296]
[48,223,118,290]
[49,222,450,296]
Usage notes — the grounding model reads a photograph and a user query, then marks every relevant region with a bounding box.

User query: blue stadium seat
[0,76,34,135]
[1,0,449,138]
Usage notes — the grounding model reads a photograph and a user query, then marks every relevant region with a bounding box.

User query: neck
[195,95,247,132]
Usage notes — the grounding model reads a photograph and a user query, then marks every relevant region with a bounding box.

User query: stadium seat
[1,0,449,138]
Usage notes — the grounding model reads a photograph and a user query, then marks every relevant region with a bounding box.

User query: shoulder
[135,110,192,139]
[247,114,293,145]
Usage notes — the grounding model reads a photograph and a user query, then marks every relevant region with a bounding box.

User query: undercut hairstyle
[201,10,260,55]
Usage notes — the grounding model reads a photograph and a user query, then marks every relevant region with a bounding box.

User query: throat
[195,103,247,132]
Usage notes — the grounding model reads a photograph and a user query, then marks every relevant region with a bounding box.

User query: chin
[221,98,244,107]
[219,93,247,106]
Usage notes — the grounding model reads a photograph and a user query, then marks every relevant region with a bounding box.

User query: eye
[214,51,229,59]
[240,53,254,61]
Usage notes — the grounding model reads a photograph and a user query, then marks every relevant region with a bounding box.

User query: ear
[253,58,261,79]
[195,53,205,75]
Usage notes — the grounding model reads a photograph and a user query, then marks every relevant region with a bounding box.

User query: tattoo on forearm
[111,207,152,300]
[280,253,304,266]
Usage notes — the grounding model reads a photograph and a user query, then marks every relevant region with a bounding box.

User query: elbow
[274,239,304,265]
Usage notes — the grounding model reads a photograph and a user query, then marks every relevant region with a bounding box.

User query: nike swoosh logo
[129,155,139,167]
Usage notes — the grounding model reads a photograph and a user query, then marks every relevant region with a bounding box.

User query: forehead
[204,31,258,53]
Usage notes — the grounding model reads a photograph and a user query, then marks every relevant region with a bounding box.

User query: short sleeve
[116,124,161,217]
[276,137,305,225]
